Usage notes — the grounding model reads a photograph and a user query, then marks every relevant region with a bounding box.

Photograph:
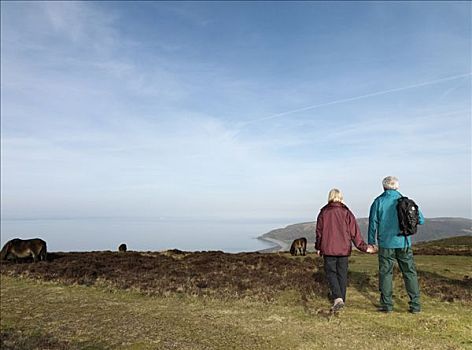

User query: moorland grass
[1,251,471,350]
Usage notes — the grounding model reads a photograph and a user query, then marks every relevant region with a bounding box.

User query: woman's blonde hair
[328,188,344,203]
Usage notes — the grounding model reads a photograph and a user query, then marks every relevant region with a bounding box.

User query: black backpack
[397,197,420,236]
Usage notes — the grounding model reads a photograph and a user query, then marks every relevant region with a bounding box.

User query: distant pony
[290,238,307,256]
[1,238,47,262]
[118,243,127,252]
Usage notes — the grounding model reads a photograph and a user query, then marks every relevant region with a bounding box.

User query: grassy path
[1,273,471,350]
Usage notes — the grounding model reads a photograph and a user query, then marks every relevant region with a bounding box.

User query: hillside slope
[259,217,472,249]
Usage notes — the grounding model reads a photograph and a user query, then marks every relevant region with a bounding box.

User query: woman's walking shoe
[331,298,344,312]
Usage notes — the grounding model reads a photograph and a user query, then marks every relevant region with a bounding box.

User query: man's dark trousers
[378,247,421,312]
[323,256,348,301]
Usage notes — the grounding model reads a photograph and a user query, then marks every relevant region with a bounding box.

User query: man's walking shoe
[408,309,421,314]
[331,298,344,312]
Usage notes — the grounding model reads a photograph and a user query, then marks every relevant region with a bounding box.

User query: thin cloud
[239,73,472,128]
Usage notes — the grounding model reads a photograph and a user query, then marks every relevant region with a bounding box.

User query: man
[368,176,425,313]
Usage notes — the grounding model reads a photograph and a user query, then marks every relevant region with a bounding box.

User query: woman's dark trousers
[323,256,348,301]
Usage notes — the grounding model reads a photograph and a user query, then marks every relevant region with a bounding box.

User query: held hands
[366,245,378,254]
[315,245,376,255]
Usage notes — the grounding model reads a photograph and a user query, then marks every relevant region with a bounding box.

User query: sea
[0,217,300,253]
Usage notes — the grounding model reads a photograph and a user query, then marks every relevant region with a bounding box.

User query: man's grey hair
[382,176,399,190]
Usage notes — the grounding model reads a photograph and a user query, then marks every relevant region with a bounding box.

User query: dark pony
[1,238,47,262]
[118,243,127,252]
[290,237,307,256]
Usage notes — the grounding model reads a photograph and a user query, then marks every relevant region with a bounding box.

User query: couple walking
[315,176,424,313]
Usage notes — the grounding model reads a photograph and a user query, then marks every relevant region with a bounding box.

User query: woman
[315,188,374,311]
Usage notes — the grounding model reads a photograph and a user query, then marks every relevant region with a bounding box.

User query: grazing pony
[1,238,47,262]
[118,243,127,252]
[290,237,307,256]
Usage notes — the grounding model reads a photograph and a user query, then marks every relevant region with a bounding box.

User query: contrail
[239,73,471,127]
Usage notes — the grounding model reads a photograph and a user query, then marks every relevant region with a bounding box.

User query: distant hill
[415,235,472,247]
[258,217,472,251]
[413,235,472,255]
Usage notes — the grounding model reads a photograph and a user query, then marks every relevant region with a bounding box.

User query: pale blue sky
[1,1,471,222]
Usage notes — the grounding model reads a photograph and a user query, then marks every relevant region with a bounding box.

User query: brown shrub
[418,271,472,301]
[413,247,472,256]
[0,251,326,301]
